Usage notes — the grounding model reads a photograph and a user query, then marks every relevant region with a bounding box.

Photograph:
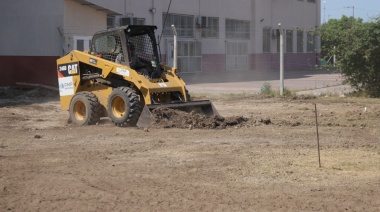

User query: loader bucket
[136,100,219,128]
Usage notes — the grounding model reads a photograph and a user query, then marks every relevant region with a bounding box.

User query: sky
[322,0,380,23]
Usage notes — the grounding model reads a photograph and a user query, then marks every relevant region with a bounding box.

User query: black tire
[69,92,101,126]
[171,87,191,102]
[185,87,191,101]
[107,87,141,127]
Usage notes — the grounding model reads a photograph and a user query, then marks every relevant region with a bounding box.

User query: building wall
[0,0,64,56]
[119,0,319,53]
[118,0,320,72]
[252,0,320,71]
[130,0,253,53]
[0,0,320,56]
[63,0,107,52]
[121,0,164,31]
[86,0,125,15]
[0,0,113,86]
[255,0,320,53]
[0,0,65,86]
[0,0,321,86]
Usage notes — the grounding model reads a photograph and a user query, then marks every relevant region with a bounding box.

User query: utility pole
[323,1,326,24]
[346,6,355,18]
[345,6,355,26]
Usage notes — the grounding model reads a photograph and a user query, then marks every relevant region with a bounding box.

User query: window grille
[226,19,250,40]
[200,17,219,38]
[286,30,293,53]
[263,28,271,53]
[162,13,194,38]
[276,29,280,53]
[297,30,304,53]
[177,41,202,73]
[307,32,315,52]
[226,42,248,71]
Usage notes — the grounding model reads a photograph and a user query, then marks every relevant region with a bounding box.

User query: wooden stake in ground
[315,103,321,168]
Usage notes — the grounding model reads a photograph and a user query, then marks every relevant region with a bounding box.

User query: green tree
[321,16,380,97]
[340,18,380,97]
[320,16,362,60]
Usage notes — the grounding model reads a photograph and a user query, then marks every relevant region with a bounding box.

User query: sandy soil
[1,87,380,211]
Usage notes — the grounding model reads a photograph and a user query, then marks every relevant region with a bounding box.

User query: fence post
[278,23,284,96]
[171,25,178,69]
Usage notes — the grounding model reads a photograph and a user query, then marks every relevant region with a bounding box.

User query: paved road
[181,70,353,95]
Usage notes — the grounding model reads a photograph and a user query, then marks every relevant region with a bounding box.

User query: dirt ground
[1,87,380,211]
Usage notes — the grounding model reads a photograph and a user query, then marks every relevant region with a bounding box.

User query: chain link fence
[158,33,319,76]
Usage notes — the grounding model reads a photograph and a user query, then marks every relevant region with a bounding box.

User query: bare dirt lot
[1,87,380,211]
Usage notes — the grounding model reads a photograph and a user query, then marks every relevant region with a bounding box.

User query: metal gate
[226,41,248,71]
[167,40,202,73]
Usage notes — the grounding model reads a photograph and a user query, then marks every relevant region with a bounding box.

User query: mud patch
[0,87,59,107]
[151,108,270,129]
[0,87,58,99]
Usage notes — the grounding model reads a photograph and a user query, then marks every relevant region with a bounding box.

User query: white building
[0,0,320,86]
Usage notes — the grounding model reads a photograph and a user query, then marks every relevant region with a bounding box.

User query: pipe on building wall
[198,0,201,17]
[124,0,126,15]
[195,0,201,40]
[152,0,155,25]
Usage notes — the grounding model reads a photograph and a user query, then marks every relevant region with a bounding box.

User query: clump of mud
[150,108,271,129]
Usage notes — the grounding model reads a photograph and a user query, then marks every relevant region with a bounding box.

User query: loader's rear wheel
[108,87,141,127]
[69,92,101,125]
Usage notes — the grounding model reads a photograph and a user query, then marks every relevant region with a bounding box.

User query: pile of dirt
[0,87,58,99]
[151,107,271,129]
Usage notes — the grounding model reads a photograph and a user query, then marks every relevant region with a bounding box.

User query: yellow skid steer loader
[57,25,218,127]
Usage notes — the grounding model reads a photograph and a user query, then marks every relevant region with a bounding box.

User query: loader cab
[91,25,161,78]
[91,29,126,64]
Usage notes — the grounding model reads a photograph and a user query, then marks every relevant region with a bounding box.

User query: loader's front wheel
[185,87,191,101]
[108,87,141,127]
[69,92,101,125]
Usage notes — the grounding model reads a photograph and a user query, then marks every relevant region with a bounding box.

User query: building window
[107,16,116,29]
[162,13,194,38]
[307,0,315,3]
[226,19,250,40]
[297,30,304,53]
[199,16,219,38]
[77,40,84,50]
[120,17,145,26]
[73,36,92,51]
[286,30,293,53]
[307,31,315,52]
[263,28,271,53]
